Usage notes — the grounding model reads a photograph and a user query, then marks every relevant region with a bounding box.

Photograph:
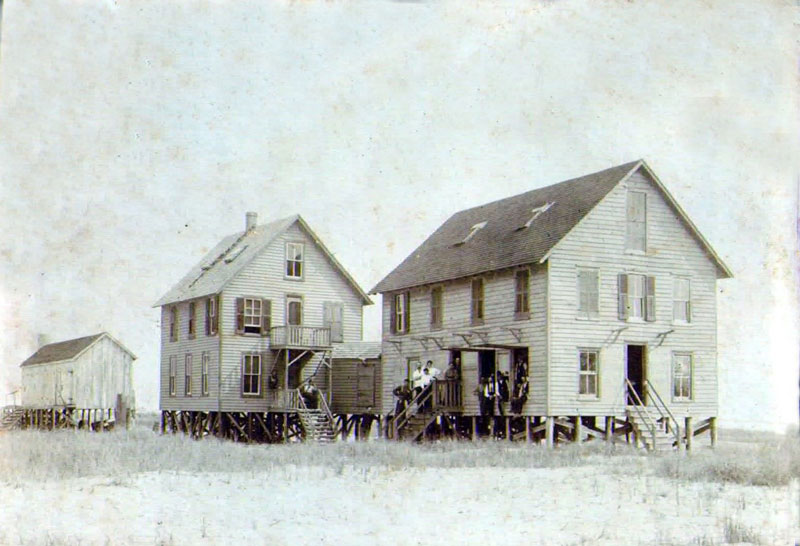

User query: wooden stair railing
[644,379,681,447]
[294,389,335,443]
[625,379,659,449]
[391,384,433,439]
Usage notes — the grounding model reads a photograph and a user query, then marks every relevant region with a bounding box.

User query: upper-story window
[236,297,271,335]
[391,292,410,334]
[471,278,484,325]
[286,242,304,278]
[672,277,691,323]
[514,270,530,319]
[430,286,443,330]
[169,306,178,342]
[205,295,219,336]
[577,269,599,319]
[618,273,655,321]
[188,302,196,339]
[626,190,647,252]
[241,353,262,396]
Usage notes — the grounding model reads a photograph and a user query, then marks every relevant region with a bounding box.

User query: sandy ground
[0,463,796,546]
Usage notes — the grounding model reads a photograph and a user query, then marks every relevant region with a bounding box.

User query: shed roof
[331,342,382,360]
[371,160,732,293]
[20,333,135,367]
[154,214,372,307]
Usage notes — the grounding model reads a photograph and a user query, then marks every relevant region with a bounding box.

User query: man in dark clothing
[496,371,509,416]
[392,380,412,417]
[512,376,529,414]
[300,380,319,409]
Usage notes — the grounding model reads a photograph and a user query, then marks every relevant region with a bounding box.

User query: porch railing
[390,379,462,439]
[270,326,331,348]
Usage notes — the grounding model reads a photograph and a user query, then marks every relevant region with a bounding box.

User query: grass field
[0,419,797,545]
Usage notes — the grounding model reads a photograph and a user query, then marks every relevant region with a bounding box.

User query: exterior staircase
[391,385,439,442]
[0,406,25,431]
[625,379,681,452]
[295,389,336,444]
[297,409,335,443]
[396,412,437,442]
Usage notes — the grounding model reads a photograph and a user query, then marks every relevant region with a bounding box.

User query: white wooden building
[372,160,731,449]
[153,213,373,442]
[14,333,136,430]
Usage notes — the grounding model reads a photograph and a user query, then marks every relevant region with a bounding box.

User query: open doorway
[625,344,646,405]
[478,350,496,380]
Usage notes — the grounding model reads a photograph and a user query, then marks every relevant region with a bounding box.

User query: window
[323,301,344,342]
[471,278,484,325]
[618,273,655,321]
[241,353,262,396]
[626,190,647,252]
[287,297,303,326]
[188,302,196,339]
[430,286,443,330]
[205,295,219,336]
[579,349,599,396]
[236,297,265,335]
[391,292,410,334]
[514,270,530,318]
[168,356,177,396]
[286,243,304,278]
[672,353,692,400]
[169,306,178,342]
[184,354,193,396]
[456,221,487,245]
[577,269,599,318]
[673,278,691,323]
[201,352,210,396]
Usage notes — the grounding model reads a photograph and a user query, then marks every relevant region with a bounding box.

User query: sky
[0,0,797,429]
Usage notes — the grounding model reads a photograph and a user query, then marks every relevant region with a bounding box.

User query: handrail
[625,378,657,443]
[644,379,680,444]
[318,391,335,427]
[391,384,433,438]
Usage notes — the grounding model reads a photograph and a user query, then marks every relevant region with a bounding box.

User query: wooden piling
[525,417,531,443]
[545,416,554,448]
[710,417,717,448]
[471,416,478,441]
[685,416,693,451]
[574,416,582,444]
[604,416,612,443]
[505,416,511,441]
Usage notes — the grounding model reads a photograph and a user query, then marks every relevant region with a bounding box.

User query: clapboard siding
[219,223,365,412]
[22,335,135,411]
[331,357,381,414]
[379,265,548,416]
[547,170,719,417]
[159,300,221,412]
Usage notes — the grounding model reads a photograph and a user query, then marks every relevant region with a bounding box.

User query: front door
[478,350,496,381]
[626,344,647,405]
[356,360,376,408]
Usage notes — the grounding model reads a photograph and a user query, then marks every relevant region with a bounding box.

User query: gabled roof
[371,160,731,293]
[20,333,136,367]
[153,214,372,307]
[331,342,382,360]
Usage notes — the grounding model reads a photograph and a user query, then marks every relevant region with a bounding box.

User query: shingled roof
[20,333,135,367]
[154,214,372,307]
[331,341,382,360]
[371,160,731,294]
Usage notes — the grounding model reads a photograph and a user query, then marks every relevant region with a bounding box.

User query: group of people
[392,358,462,416]
[478,359,529,416]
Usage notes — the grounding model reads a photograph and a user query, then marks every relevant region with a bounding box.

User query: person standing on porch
[412,363,424,398]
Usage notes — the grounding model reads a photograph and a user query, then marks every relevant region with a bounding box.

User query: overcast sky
[0,0,797,428]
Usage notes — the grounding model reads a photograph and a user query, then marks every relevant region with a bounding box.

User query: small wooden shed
[330,342,382,415]
[18,332,136,429]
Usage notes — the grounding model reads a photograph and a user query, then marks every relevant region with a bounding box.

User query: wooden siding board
[547,171,719,417]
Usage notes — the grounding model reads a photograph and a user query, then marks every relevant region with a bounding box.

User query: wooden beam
[503,327,523,343]
[545,417,554,448]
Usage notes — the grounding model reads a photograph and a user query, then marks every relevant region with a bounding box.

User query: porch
[270,326,331,350]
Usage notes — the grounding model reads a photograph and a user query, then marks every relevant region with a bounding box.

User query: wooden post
[506,416,512,442]
[574,416,582,444]
[471,416,478,441]
[710,417,718,448]
[160,411,166,434]
[282,413,288,442]
[525,417,531,444]
[604,416,612,443]
[685,416,693,452]
[545,416,554,448]
[376,415,383,440]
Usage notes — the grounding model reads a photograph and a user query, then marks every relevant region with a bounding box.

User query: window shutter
[261,300,272,336]
[389,295,397,334]
[205,298,211,336]
[235,298,245,334]
[332,303,343,342]
[403,293,410,333]
[323,302,332,329]
[617,274,628,320]
[212,295,220,335]
[645,276,656,322]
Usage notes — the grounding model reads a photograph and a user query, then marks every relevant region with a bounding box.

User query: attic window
[519,202,554,230]
[456,221,487,245]
[224,245,248,264]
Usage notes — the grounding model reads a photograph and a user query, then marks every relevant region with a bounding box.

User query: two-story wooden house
[372,160,731,449]
[154,213,372,443]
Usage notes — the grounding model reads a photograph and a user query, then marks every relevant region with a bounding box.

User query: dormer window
[519,202,555,230]
[456,221,487,245]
